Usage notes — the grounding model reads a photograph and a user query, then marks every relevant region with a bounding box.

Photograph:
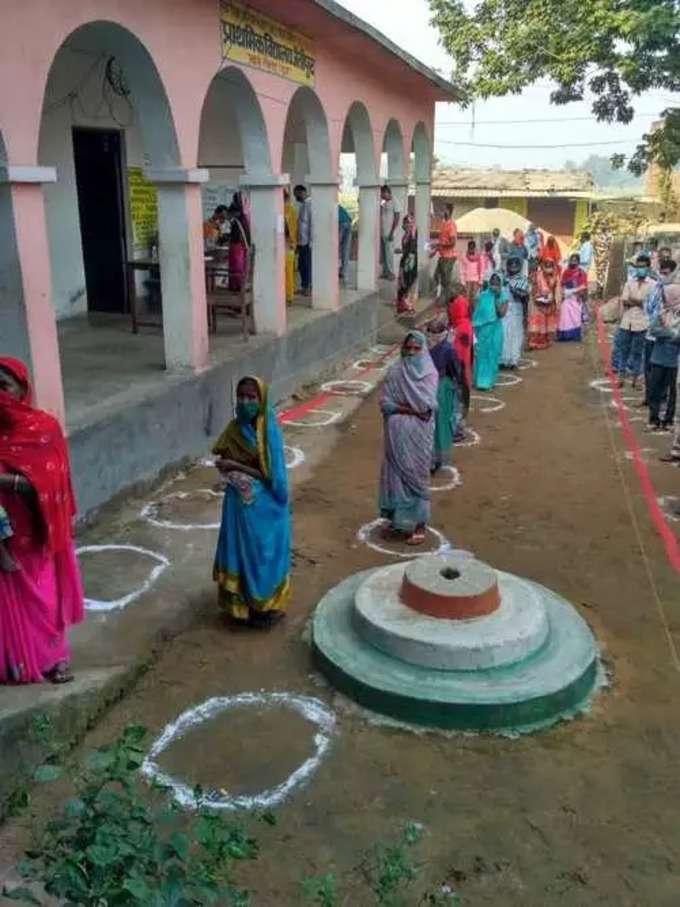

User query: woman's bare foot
[406,530,426,547]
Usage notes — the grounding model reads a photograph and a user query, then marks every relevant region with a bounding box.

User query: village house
[0,0,456,514]
[430,167,595,246]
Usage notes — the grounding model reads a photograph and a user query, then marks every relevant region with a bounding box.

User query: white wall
[39,48,145,319]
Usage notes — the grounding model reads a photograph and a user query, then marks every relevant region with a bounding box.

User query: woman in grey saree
[379,330,439,546]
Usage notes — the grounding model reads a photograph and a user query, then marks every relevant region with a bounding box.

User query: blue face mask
[236,400,259,422]
[636,266,648,278]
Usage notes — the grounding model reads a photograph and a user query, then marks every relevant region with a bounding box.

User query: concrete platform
[354,563,549,671]
[313,569,599,732]
[62,291,380,516]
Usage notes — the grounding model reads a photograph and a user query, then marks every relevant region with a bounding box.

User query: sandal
[659,454,680,464]
[44,663,74,685]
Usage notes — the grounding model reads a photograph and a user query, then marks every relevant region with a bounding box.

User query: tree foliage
[428,0,680,173]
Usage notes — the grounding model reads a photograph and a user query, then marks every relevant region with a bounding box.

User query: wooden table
[127,256,222,333]
[126,258,161,333]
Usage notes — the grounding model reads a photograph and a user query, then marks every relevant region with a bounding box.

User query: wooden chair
[206,243,255,341]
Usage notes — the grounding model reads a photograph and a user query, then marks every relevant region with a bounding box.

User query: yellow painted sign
[220,0,315,86]
[127,167,158,249]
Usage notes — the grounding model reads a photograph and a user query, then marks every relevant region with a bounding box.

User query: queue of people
[609,248,680,449]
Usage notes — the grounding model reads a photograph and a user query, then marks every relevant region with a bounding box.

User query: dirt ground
[3,329,680,905]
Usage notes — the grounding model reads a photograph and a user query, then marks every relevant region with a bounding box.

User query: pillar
[0,165,65,422]
[146,168,209,372]
[356,182,379,293]
[415,178,432,295]
[307,177,339,311]
[240,173,288,335]
[390,178,409,229]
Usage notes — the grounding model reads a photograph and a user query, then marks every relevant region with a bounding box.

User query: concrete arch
[38,20,180,169]
[198,66,272,178]
[411,121,432,182]
[382,118,407,181]
[281,86,332,182]
[341,101,377,183]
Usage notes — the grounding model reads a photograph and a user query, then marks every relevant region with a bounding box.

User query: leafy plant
[301,823,462,906]
[2,725,258,906]
[369,821,423,905]
[301,871,338,907]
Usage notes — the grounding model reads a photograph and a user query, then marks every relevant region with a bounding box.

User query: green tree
[428,0,680,174]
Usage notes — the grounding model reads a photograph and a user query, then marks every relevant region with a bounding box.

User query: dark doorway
[72,128,127,313]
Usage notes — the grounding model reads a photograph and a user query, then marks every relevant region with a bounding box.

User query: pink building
[0,0,455,512]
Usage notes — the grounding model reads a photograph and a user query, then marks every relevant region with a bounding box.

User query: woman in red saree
[0,358,84,684]
[542,235,562,273]
[528,258,561,350]
[446,288,473,429]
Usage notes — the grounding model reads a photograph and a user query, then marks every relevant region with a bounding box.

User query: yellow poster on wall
[220,0,315,86]
[127,167,158,249]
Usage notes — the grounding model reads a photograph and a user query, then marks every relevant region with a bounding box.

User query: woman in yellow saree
[212,376,291,627]
[284,189,298,305]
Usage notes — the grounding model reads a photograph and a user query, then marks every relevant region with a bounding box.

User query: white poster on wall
[201,183,238,220]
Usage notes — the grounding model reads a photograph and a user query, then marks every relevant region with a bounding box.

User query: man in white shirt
[612,252,656,389]
[380,185,400,280]
[578,232,593,272]
[294,184,312,296]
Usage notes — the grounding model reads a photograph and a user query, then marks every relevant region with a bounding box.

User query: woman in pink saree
[0,358,84,684]
[228,192,251,292]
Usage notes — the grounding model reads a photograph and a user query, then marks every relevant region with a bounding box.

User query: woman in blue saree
[473,273,507,391]
[212,376,290,627]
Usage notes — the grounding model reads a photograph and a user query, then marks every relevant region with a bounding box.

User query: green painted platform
[312,569,598,732]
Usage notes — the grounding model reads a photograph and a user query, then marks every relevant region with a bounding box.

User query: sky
[337,0,678,171]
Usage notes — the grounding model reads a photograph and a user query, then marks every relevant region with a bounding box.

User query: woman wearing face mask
[473,273,507,390]
[0,357,84,684]
[212,376,290,627]
[557,253,588,342]
[501,256,530,367]
[612,253,656,389]
[379,331,438,546]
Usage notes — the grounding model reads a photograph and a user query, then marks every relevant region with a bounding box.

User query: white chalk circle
[284,408,343,428]
[76,544,170,612]
[370,344,395,356]
[518,357,538,370]
[495,373,523,387]
[320,379,374,396]
[357,518,452,559]
[141,489,223,531]
[352,358,389,372]
[455,427,481,448]
[590,378,613,394]
[284,445,305,470]
[658,496,680,523]
[471,394,505,414]
[141,693,336,811]
[430,465,462,492]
